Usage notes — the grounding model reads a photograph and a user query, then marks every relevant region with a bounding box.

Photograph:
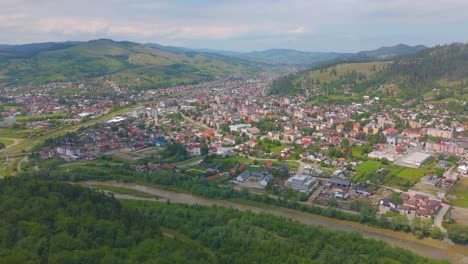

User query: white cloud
[288,26,306,34]
[0,0,466,50]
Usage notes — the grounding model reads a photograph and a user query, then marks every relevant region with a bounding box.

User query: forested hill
[0,178,446,263]
[0,39,261,89]
[270,43,467,99]
[374,43,467,98]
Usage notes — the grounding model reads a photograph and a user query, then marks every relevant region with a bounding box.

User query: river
[76,181,468,264]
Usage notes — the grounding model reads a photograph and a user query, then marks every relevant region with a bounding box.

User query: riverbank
[75,180,468,264]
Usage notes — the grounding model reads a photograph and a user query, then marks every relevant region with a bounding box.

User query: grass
[396,168,426,181]
[247,165,263,172]
[303,61,390,83]
[208,175,231,185]
[0,128,35,138]
[0,138,15,147]
[353,160,427,190]
[356,161,382,175]
[92,185,161,199]
[451,178,468,208]
[270,145,287,153]
[16,113,68,122]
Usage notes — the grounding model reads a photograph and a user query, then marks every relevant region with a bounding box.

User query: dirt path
[0,138,21,154]
[75,181,468,263]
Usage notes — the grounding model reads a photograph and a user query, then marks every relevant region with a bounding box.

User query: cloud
[0,0,466,51]
[288,26,306,34]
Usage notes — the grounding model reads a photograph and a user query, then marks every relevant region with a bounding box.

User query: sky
[0,0,467,52]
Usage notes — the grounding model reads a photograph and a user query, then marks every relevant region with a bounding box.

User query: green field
[0,128,35,138]
[452,178,468,208]
[270,145,287,153]
[354,161,427,190]
[356,161,383,175]
[0,138,15,147]
[247,165,263,172]
[396,168,426,181]
[303,61,390,83]
[16,113,68,122]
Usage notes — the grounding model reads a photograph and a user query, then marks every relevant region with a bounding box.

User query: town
[1,74,466,238]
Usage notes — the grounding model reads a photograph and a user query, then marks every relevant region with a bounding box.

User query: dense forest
[270,43,468,99]
[0,178,448,263]
[374,43,467,98]
[23,158,449,242]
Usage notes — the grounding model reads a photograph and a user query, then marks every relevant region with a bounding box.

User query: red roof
[206,174,222,181]
[161,164,176,170]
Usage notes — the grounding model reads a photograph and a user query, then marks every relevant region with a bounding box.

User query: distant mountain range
[0,39,430,89]
[145,43,428,65]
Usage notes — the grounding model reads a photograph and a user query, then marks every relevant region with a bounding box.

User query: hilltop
[0,39,261,89]
[270,43,467,100]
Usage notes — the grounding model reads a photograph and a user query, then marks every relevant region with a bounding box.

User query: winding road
[0,138,21,154]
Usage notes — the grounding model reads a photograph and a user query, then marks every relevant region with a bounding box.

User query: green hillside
[271,43,468,100]
[302,61,390,83]
[0,39,261,89]
[0,178,446,263]
[270,61,390,95]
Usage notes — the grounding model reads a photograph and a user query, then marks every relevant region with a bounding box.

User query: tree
[434,168,445,177]
[447,225,468,245]
[328,198,338,207]
[390,215,410,231]
[429,226,443,240]
[201,144,209,155]
[359,201,373,223]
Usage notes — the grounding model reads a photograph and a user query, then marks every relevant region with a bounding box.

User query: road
[181,113,211,130]
[0,138,21,154]
[75,180,468,263]
[434,204,449,233]
[17,156,28,172]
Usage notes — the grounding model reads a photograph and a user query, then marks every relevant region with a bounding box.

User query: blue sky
[0,0,467,52]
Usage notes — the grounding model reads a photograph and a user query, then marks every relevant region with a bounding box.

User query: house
[458,165,468,175]
[246,127,261,137]
[352,185,374,196]
[425,141,464,154]
[401,152,431,168]
[328,178,351,188]
[268,131,281,140]
[336,124,344,133]
[436,160,448,169]
[285,174,316,192]
[353,122,361,132]
[280,163,289,172]
[379,198,399,215]
[426,128,453,139]
[224,135,236,145]
[332,169,349,178]
[383,127,397,136]
[216,147,233,156]
[420,175,440,186]
[332,191,348,199]
[57,146,80,158]
[250,171,264,179]
[261,174,274,186]
[237,170,250,182]
[229,123,250,132]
